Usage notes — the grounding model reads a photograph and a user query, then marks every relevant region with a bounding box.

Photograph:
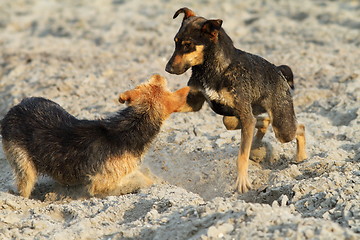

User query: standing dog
[1,74,190,198]
[165,8,306,193]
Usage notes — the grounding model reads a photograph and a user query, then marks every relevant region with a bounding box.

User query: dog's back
[1,97,95,185]
[2,97,77,141]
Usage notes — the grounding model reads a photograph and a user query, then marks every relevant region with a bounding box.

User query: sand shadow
[7,167,157,202]
[239,184,295,205]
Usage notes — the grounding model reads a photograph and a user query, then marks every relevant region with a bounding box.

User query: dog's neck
[103,106,162,155]
[192,29,236,80]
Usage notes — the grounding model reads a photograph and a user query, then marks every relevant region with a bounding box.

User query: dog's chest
[201,84,237,116]
[201,84,232,103]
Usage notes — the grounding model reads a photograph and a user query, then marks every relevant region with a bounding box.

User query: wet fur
[1,74,190,198]
[166,8,306,193]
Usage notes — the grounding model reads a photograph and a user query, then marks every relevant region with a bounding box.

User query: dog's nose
[165,63,174,73]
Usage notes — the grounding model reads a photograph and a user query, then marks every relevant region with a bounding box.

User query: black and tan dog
[1,74,190,198]
[166,8,306,193]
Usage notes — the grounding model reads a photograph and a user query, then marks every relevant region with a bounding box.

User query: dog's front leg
[177,87,206,112]
[223,116,242,130]
[235,114,256,193]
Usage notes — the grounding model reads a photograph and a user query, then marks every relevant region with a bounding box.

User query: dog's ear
[119,89,141,104]
[174,86,190,99]
[202,19,223,40]
[173,86,190,111]
[173,7,196,21]
[149,74,167,87]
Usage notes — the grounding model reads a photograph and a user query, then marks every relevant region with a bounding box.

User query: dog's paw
[295,152,307,163]
[235,175,252,193]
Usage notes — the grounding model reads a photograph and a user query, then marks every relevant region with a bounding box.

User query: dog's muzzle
[165,62,175,74]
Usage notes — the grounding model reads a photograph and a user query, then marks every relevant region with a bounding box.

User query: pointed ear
[202,19,223,40]
[119,89,141,104]
[174,86,190,101]
[172,86,190,112]
[173,7,196,21]
[149,74,167,87]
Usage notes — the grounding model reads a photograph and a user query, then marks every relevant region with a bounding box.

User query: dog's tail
[277,65,294,90]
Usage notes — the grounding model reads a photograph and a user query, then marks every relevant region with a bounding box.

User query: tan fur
[88,152,141,197]
[171,45,204,71]
[183,45,204,66]
[109,169,154,196]
[119,74,190,121]
[223,116,239,130]
[295,124,307,162]
[236,117,256,192]
[2,140,37,198]
[205,88,235,108]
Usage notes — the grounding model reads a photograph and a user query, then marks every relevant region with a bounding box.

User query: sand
[0,0,359,239]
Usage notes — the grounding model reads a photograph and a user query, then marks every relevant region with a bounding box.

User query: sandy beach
[0,0,359,239]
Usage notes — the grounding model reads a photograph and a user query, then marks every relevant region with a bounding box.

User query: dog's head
[165,7,223,75]
[119,74,190,118]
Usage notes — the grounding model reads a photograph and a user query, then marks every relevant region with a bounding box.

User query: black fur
[1,97,161,185]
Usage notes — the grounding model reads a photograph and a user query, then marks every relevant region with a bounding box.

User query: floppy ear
[148,74,167,87]
[173,7,196,21]
[202,19,223,40]
[119,89,141,104]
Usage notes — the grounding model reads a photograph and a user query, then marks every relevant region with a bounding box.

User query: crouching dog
[1,74,190,198]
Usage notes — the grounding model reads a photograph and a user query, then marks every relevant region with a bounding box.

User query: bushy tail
[277,65,294,90]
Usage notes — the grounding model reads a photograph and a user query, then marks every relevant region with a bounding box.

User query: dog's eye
[183,42,192,49]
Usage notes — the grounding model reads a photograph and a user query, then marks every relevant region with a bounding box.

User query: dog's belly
[208,100,236,116]
[202,87,267,117]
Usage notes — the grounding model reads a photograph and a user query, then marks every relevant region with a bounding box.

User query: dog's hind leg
[2,141,37,198]
[253,116,271,144]
[88,153,140,197]
[295,124,307,162]
[111,169,154,195]
[270,102,307,162]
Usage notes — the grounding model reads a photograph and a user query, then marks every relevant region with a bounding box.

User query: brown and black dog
[166,8,306,193]
[1,74,190,198]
